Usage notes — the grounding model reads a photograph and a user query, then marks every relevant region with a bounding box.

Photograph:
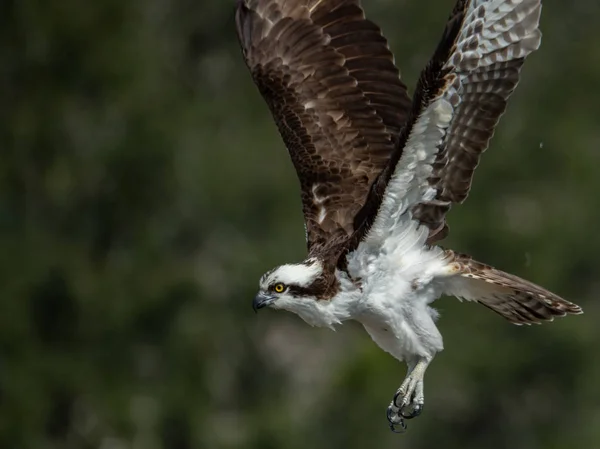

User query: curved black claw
[401,403,423,420]
[392,390,403,409]
[387,406,407,433]
[389,419,407,434]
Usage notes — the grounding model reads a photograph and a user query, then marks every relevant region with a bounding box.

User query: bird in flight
[235,0,583,431]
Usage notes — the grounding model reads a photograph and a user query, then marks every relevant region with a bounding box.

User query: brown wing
[235,0,411,254]
[444,251,583,325]
[352,0,543,249]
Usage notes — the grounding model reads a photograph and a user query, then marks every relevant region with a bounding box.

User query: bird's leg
[386,356,432,431]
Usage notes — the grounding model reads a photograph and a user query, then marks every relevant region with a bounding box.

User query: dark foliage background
[1,0,599,448]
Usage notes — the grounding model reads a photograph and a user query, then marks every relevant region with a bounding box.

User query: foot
[386,357,430,432]
[386,405,407,433]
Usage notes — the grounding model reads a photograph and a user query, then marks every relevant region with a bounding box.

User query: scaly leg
[386,356,431,432]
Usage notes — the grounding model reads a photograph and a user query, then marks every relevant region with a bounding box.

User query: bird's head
[253,258,335,325]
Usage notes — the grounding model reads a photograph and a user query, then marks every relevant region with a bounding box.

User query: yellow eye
[274,283,285,293]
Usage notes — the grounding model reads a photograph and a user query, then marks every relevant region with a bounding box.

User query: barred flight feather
[444,251,583,325]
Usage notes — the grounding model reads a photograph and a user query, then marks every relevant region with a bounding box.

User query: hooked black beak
[253,292,276,313]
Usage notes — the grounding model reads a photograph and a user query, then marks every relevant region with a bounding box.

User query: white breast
[346,219,448,361]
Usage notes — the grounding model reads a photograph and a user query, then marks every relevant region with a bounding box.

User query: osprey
[235,0,582,431]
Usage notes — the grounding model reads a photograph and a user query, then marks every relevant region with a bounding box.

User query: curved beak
[253,292,276,313]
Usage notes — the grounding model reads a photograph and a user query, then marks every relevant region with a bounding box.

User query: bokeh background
[2,0,600,448]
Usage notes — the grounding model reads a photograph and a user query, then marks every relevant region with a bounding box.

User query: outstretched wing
[235,0,411,253]
[354,0,542,247]
[444,251,582,325]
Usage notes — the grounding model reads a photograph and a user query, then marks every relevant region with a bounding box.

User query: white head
[253,258,345,327]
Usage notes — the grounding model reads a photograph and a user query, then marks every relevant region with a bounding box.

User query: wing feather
[353,0,542,248]
[236,0,411,254]
[444,251,583,325]
[415,0,543,242]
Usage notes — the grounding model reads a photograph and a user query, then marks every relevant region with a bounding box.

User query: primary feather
[236,0,411,254]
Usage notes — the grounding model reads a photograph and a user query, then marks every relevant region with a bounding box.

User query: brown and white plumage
[414,0,544,242]
[239,0,583,432]
[236,0,411,253]
[361,0,544,244]
[445,251,582,325]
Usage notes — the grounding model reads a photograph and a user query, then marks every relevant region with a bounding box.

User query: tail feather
[443,251,583,325]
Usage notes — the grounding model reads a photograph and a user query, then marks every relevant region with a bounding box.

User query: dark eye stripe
[287,285,319,297]
[268,276,333,300]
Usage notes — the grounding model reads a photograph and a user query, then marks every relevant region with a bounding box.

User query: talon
[386,357,431,430]
[387,405,407,433]
[386,405,397,424]
[401,403,423,420]
[390,420,407,433]
[392,390,402,408]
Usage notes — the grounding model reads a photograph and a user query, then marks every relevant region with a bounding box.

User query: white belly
[357,287,444,362]
[347,220,449,362]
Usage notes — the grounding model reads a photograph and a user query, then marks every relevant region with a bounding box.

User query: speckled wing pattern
[235,0,411,254]
[445,251,583,324]
[413,0,544,243]
[357,0,544,247]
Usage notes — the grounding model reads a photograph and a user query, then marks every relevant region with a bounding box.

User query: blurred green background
[1,0,599,448]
